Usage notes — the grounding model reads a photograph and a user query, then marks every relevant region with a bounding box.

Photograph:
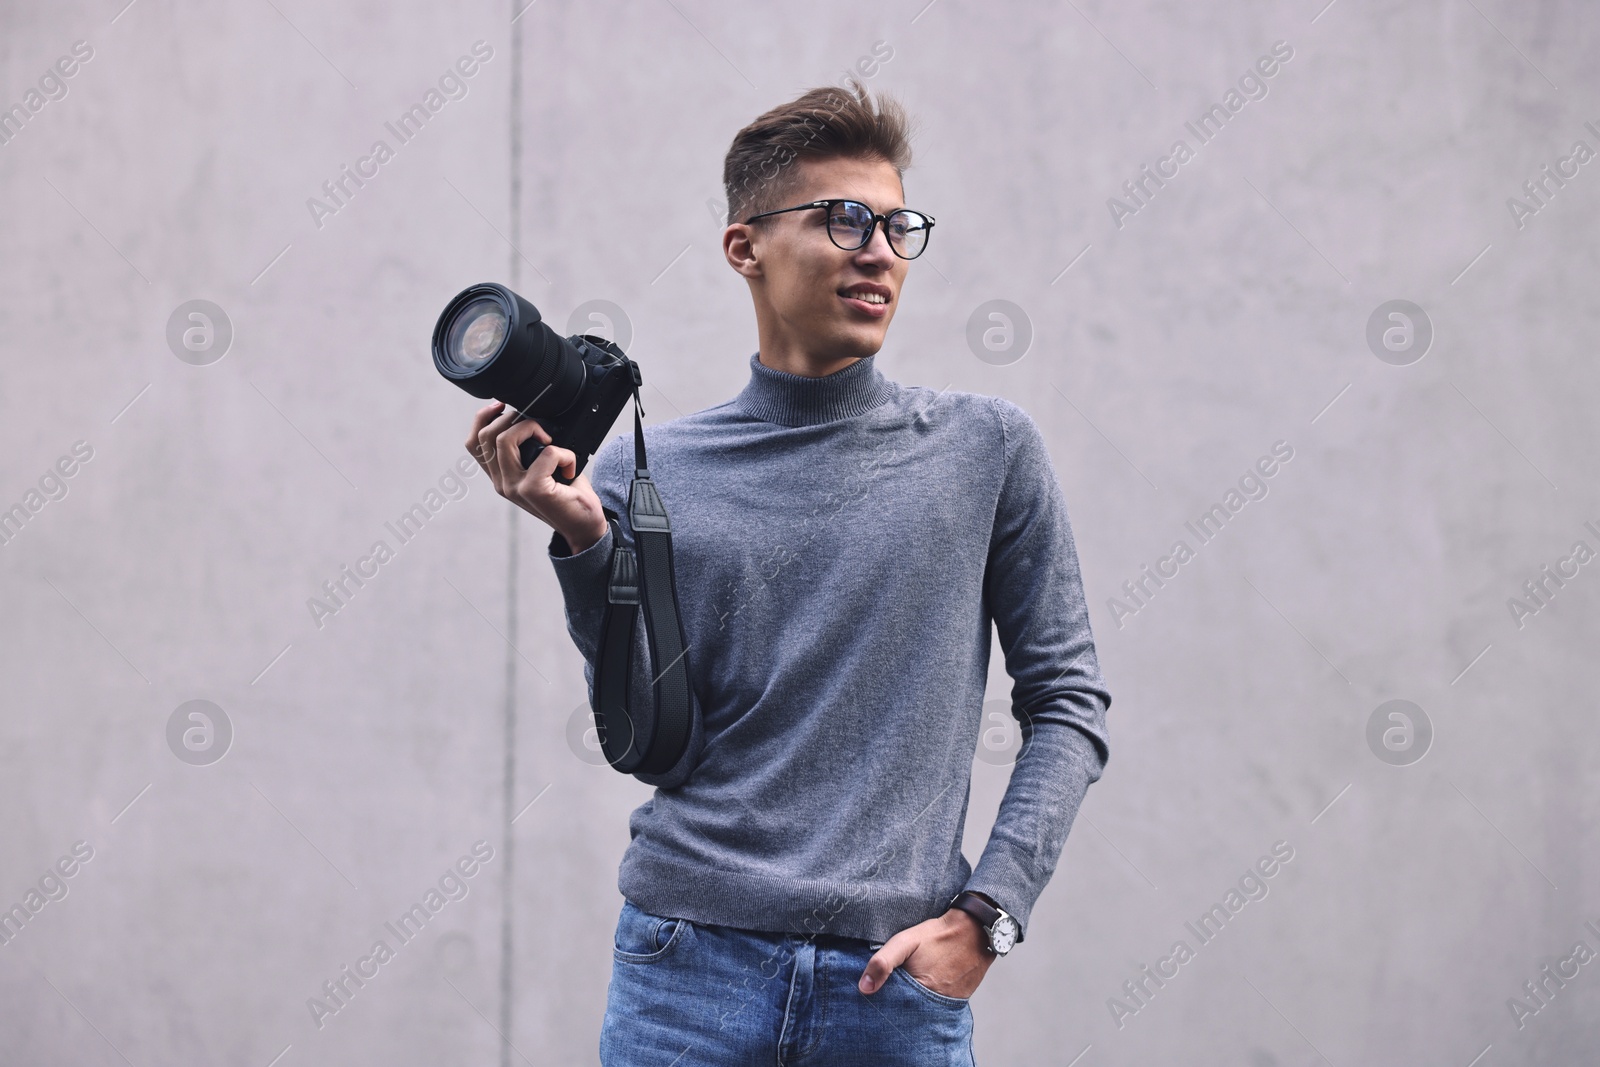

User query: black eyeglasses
[743,198,936,260]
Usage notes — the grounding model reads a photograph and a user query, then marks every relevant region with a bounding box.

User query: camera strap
[591,389,693,776]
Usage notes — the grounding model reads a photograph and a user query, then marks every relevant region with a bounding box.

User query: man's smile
[838,281,893,316]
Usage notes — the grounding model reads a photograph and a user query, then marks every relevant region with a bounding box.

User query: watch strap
[949,890,1001,932]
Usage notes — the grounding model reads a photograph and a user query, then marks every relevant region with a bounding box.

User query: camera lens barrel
[431,283,587,416]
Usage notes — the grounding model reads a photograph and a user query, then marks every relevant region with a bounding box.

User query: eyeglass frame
[741,198,937,260]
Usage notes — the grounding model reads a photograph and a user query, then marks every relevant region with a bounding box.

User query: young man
[466,81,1111,1065]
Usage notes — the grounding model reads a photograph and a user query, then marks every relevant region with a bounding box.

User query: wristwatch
[949,890,1019,957]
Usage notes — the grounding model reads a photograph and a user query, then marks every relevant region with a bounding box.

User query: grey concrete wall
[1,0,1596,1063]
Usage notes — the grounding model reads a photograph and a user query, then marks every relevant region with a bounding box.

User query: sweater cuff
[548,524,614,596]
[963,729,1100,945]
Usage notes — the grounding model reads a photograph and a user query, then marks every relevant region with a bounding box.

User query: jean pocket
[613,898,691,964]
[894,966,971,1006]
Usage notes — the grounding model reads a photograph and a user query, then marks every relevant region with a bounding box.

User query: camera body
[519,332,641,479]
[431,283,641,482]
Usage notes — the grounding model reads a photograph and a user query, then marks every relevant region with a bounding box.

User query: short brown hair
[722,78,913,228]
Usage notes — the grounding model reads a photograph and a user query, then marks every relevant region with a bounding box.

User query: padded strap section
[587,389,693,778]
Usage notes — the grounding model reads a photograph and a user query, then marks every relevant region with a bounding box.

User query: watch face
[991,915,1018,954]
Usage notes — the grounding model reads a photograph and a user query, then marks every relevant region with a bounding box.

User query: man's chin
[829,326,887,361]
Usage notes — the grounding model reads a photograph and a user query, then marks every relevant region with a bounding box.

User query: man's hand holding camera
[466,400,608,554]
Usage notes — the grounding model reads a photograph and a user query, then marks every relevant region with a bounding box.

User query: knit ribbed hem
[618,839,970,945]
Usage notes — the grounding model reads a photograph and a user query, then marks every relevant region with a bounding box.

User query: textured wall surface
[1,1,1596,1064]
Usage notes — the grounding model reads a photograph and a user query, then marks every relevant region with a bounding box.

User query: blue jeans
[600,898,976,1065]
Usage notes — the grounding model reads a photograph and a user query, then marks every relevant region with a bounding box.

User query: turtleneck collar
[733,352,896,427]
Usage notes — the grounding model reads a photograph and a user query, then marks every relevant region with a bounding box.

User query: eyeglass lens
[826,201,930,258]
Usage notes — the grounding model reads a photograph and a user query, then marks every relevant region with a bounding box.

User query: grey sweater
[548,351,1111,945]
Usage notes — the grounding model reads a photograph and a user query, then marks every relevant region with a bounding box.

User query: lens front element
[448,297,509,369]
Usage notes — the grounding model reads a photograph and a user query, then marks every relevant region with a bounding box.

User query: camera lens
[448,298,508,368]
[431,283,588,416]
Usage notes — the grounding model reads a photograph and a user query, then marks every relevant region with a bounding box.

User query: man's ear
[723,223,762,280]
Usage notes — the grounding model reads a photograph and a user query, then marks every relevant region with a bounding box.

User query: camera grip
[519,438,575,485]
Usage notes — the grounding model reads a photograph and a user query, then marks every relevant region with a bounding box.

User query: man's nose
[854,222,897,266]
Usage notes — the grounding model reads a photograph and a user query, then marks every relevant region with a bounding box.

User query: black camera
[432,282,693,779]
[432,283,641,481]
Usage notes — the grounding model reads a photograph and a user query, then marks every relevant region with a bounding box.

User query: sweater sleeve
[963,398,1113,943]
[546,433,704,789]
